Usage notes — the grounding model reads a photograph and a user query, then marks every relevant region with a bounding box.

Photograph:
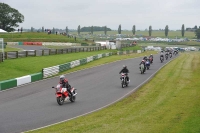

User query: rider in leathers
[119,65,130,82]
[149,54,153,63]
[59,75,74,97]
[139,60,146,72]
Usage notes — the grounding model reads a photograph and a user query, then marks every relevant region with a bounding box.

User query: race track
[0,54,177,133]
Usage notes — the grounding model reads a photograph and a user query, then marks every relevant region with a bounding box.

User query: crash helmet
[123,65,127,68]
[60,75,65,82]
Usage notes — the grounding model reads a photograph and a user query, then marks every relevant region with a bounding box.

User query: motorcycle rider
[160,50,164,59]
[119,65,130,82]
[59,75,75,97]
[139,60,146,72]
[143,55,148,61]
[149,54,153,63]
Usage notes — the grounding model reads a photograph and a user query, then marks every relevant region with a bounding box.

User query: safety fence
[4,46,106,59]
[0,73,43,91]
[42,53,112,78]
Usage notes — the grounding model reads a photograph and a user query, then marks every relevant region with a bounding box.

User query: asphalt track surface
[0,54,177,133]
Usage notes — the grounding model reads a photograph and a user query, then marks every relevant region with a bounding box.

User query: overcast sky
[1,0,200,30]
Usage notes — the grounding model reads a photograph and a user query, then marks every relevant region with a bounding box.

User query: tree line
[1,2,200,39]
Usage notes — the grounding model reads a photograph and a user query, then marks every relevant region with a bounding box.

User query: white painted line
[23,56,178,133]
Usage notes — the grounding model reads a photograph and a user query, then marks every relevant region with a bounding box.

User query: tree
[181,24,185,37]
[42,27,44,32]
[52,27,55,34]
[80,26,111,32]
[104,26,107,35]
[194,25,198,29]
[149,25,152,36]
[118,24,121,34]
[195,28,200,39]
[0,3,24,32]
[31,27,34,32]
[77,25,80,35]
[91,26,93,35]
[132,25,136,35]
[66,26,68,35]
[165,25,169,37]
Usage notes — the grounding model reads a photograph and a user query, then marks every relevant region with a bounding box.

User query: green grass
[70,31,196,39]
[3,46,22,52]
[121,45,142,51]
[0,32,87,43]
[0,49,154,81]
[27,52,200,133]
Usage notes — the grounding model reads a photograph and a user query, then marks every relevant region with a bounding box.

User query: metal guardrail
[4,46,106,59]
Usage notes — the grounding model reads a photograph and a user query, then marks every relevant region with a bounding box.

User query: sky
[1,0,200,30]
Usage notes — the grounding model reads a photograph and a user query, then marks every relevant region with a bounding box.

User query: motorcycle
[52,84,77,105]
[160,55,164,63]
[120,73,129,88]
[169,52,172,58]
[165,53,168,60]
[145,60,150,70]
[140,63,145,74]
[149,57,153,64]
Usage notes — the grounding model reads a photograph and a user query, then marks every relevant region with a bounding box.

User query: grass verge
[27,52,200,133]
[0,50,155,81]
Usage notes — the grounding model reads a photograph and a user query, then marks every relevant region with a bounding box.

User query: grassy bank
[0,49,155,81]
[27,52,200,133]
[0,32,87,43]
[4,46,22,52]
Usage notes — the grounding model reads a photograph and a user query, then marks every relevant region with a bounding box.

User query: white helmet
[60,75,65,82]
[123,65,127,68]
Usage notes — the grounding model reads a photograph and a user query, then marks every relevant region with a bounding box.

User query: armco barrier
[0,79,17,91]
[98,54,102,59]
[31,73,43,82]
[0,73,44,91]
[80,58,87,65]
[7,42,18,45]
[16,75,31,86]
[43,52,112,78]
[93,55,98,60]
[43,66,59,78]
[23,42,42,46]
[59,63,71,72]
[87,56,93,62]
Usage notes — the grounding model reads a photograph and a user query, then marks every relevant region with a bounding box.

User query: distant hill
[80,26,112,32]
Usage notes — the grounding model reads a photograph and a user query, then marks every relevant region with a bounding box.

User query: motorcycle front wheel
[57,96,64,105]
[121,80,125,88]
[70,91,76,102]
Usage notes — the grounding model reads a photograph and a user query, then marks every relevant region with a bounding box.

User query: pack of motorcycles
[121,51,178,89]
[53,51,178,105]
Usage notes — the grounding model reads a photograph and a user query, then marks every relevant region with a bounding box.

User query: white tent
[0,29,7,33]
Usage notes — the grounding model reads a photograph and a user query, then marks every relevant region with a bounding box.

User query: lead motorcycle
[140,63,145,74]
[120,73,129,88]
[52,84,77,105]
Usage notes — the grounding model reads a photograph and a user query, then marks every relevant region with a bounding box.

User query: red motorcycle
[149,57,153,64]
[52,84,77,105]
